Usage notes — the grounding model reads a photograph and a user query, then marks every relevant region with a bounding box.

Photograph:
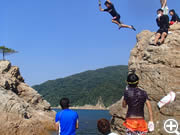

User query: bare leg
[154,33,161,45]
[159,32,167,44]
[112,20,133,29]
[112,20,121,26]
[121,24,132,29]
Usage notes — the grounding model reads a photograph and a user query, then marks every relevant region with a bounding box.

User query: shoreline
[51,106,109,111]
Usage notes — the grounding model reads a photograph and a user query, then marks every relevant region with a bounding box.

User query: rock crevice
[0,60,55,135]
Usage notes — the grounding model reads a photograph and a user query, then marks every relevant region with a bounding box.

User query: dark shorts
[157,28,168,34]
[112,15,121,24]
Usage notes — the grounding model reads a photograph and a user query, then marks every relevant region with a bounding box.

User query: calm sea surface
[50,109,111,135]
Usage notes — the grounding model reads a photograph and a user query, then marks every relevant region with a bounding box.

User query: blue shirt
[55,109,79,135]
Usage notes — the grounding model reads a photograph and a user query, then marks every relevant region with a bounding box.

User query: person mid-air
[99,0,136,31]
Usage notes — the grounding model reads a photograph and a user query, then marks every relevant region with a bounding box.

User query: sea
[50,109,111,135]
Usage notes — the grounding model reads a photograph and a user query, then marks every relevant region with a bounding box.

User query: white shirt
[108,133,118,135]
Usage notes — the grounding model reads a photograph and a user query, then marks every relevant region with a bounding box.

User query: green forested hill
[33,65,128,107]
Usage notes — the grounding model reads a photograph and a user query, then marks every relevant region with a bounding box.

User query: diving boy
[99,0,136,31]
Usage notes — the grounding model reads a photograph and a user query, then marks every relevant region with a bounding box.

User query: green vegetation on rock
[33,65,128,107]
[0,46,17,60]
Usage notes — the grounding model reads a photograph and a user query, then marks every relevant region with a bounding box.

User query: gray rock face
[0,60,55,135]
[110,24,180,135]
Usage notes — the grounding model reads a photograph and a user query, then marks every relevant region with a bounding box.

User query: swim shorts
[112,15,121,24]
[123,118,148,135]
[157,28,168,34]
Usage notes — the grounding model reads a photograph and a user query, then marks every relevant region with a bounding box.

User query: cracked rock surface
[0,60,55,135]
[110,24,180,135]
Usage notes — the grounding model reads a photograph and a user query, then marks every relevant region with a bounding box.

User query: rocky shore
[109,24,180,135]
[0,61,56,135]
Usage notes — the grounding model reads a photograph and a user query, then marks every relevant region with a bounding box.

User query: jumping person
[122,73,154,135]
[99,0,136,31]
[160,0,168,15]
[55,98,79,135]
[97,119,118,135]
[153,9,169,46]
[169,9,180,25]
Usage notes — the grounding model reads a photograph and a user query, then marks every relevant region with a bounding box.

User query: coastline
[51,105,109,111]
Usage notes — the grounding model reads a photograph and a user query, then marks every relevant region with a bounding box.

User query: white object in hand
[148,121,155,132]
[157,14,161,18]
[157,91,176,108]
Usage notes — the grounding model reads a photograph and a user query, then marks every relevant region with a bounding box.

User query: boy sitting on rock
[153,9,169,46]
[169,9,180,25]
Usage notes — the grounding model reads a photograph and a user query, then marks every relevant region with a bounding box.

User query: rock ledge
[0,60,55,135]
[110,24,180,135]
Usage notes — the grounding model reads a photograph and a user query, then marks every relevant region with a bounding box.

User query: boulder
[110,23,180,135]
[0,60,56,135]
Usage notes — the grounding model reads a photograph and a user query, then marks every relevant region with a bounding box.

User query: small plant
[0,46,18,60]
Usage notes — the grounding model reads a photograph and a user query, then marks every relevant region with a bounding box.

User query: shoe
[131,25,136,31]
[157,42,161,46]
[119,26,122,30]
[150,43,157,46]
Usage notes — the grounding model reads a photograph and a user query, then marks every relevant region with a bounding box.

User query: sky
[0,0,180,86]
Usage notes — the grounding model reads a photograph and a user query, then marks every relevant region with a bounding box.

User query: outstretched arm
[146,100,153,122]
[99,0,104,11]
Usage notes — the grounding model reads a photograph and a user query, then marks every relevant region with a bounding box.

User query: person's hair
[169,9,175,14]
[104,1,111,6]
[127,73,139,88]
[157,8,164,13]
[60,98,70,109]
[97,119,111,134]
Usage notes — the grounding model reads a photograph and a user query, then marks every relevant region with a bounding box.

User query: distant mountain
[33,65,128,107]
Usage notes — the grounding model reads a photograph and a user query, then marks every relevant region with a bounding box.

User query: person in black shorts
[153,9,169,46]
[99,0,136,31]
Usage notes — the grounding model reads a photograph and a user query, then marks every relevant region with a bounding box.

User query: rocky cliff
[0,61,55,135]
[110,23,180,135]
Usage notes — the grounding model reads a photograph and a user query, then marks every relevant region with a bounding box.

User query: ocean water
[51,109,111,135]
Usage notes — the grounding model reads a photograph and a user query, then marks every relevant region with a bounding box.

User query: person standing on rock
[122,73,154,135]
[160,0,168,15]
[153,9,169,46]
[97,119,118,135]
[55,98,79,135]
[99,0,136,31]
